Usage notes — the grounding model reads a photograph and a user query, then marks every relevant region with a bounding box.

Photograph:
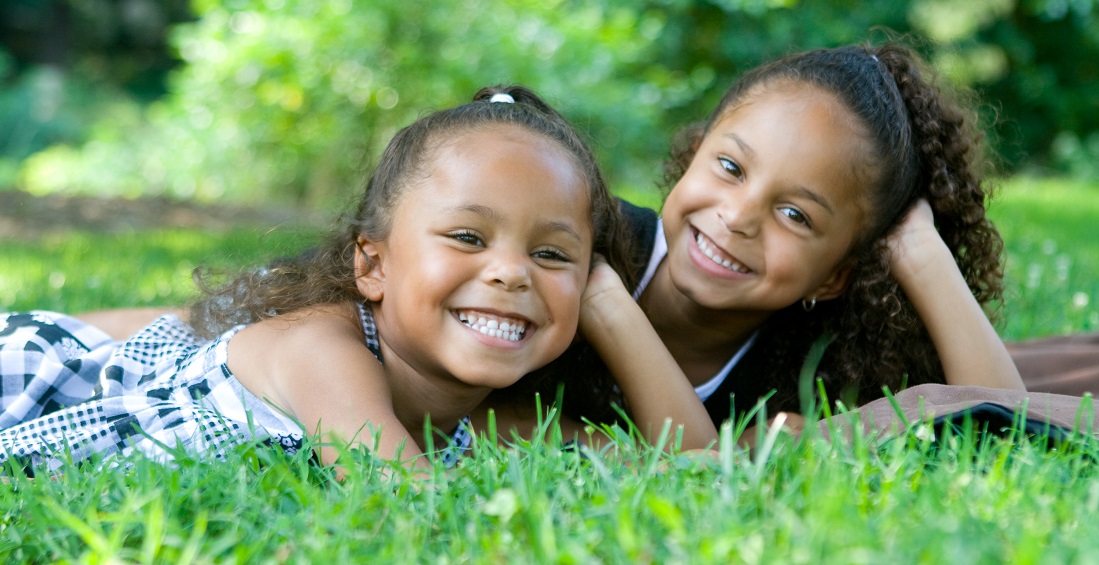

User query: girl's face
[357,125,593,391]
[660,84,871,314]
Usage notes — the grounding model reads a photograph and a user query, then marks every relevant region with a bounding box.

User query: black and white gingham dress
[0,306,472,473]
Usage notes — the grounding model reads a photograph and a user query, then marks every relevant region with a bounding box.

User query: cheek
[544,272,586,323]
[400,248,463,281]
[664,171,713,217]
[766,239,821,283]
[771,241,844,291]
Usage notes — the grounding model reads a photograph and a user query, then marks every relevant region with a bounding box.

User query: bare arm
[234,309,430,470]
[888,200,1025,390]
[579,258,718,450]
[75,307,188,340]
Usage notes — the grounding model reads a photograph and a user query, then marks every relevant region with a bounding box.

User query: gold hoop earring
[802,296,817,312]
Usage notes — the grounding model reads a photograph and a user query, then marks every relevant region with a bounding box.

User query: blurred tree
[0,0,191,98]
[9,0,1099,205]
[20,0,671,204]
[0,0,192,186]
[979,0,1099,175]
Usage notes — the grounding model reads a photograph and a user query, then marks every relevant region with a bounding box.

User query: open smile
[455,309,530,342]
[693,229,752,274]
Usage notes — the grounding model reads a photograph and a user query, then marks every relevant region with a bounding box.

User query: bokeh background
[1,0,1097,208]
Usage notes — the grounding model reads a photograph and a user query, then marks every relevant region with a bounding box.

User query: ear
[811,258,855,302]
[354,236,387,302]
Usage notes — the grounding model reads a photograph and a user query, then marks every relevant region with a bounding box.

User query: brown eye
[718,157,744,180]
[780,207,811,227]
[533,248,570,263]
[450,230,484,247]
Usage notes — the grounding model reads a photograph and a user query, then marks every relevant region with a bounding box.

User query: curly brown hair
[663,42,1005,413]
[189,85,636,367]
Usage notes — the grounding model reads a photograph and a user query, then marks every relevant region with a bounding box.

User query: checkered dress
[0,306,471,473]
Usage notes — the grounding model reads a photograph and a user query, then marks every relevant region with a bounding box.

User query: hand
[886,199,949,285]
[579,254,631,329]
[739,411,807,449]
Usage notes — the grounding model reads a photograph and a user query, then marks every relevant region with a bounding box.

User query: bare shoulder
[228,302,382,417]
[277,302,366,346]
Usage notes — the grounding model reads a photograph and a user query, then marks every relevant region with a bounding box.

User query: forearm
[897,237,1024,390]
[581,289,718,450]
[75,306,188,340]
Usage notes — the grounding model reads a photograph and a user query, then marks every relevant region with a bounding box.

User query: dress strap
[353,303,471,468]
[355,303,383,363]
[438,416,473,469]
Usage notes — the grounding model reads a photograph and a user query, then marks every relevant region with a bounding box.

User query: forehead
[715,83,877,208]
[405,125,593,226]
[435,124,587,190]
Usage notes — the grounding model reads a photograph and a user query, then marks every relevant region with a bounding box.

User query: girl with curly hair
[487,41,1026,435]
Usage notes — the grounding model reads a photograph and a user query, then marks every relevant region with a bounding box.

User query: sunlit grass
[991,177,1099,339]
[2,178,1098,562]
[3,414,1099,562]
[2,226,321,313]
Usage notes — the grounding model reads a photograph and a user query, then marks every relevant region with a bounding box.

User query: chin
[458,371,526,391]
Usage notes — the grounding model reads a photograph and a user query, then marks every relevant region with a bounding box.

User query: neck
[378,346,489,449]
[639,263,770,386]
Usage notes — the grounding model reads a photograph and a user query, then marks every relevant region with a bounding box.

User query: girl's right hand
[883,199,1025,391]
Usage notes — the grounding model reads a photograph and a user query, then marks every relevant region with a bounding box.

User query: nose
[483,250,531,291]
[716,186,762,238]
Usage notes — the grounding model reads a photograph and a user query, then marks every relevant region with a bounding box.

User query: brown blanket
[1011,332,1099,396]
[820,383,1099,443]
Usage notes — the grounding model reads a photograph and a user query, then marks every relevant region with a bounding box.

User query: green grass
[991,177,1099,339]
[2,177,1098,563]
[4,417,1099,562]
[2,226,322,313]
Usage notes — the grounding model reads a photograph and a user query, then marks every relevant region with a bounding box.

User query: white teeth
[456,310,528,342]
[696,232,750,274]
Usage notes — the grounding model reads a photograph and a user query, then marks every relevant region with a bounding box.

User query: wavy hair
[663,42,1004,411]
[190,85,635,354]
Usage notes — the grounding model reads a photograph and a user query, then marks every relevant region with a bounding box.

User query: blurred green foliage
[1,0,1097,205]
[0,0,191,186]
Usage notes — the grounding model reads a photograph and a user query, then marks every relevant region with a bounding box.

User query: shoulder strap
[356,303,383,363]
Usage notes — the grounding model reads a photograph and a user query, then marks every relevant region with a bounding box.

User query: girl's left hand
[886,198,949,283]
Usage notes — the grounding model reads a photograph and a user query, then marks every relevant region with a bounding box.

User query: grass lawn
[1,177,1098,562]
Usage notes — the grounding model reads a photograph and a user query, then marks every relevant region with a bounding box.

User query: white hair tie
[489,93,515,104]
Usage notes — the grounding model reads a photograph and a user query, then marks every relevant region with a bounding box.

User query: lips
[694,230,752,274]
[455,310,529,342]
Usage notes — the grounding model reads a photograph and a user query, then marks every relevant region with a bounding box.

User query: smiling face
[659,82,872,315]
[356,125,593,392]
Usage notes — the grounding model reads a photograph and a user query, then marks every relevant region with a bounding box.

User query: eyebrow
[723,133,835,215]
[451,204,585,242]
[794,186,835,215]
[724,133,756,162]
